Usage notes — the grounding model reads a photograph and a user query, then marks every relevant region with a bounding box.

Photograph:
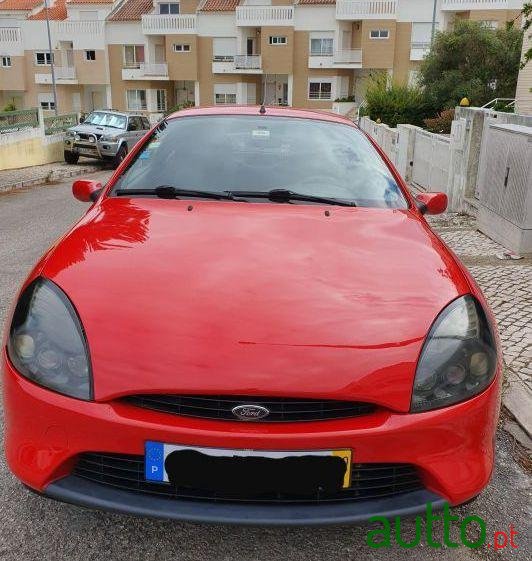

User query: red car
[3,106,500,525]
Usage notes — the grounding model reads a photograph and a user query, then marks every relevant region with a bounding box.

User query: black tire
[64,150,79,165]
[112,144,128,168]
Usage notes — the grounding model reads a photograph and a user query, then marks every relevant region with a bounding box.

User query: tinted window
[141,117,150,129]
[113,116,408,209]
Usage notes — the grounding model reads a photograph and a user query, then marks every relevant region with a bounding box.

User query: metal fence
[43,112,78,135]
[0,108,39,133]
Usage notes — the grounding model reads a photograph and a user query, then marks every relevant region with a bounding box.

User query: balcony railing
[55,20,104,36]
[236,6,294,26]
[333,49,363,63]
[309,49,362,68]
[234,55,262,70]
[55,66,76,80]
[441,0,509,10]
[140,62,168,76]
[141,14,197,34]
[336,0,397,20]
[0,27,21,43]
[122,62,168,79]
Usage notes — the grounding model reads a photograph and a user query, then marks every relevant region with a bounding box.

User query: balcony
[122,63,169,80]
[0,27,23,55]
[336,0,397,20]
[141,14,197,35]
[212,55,262,74]
[236,6,294,27]
[309,49,363,69]
[410,41,431,60]
[441,0,510,10]
[35,66,77,84]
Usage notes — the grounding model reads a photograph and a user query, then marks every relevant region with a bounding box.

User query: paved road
[0,175,530,561]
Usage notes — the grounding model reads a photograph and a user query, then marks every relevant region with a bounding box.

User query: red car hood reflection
[41,198,470,411]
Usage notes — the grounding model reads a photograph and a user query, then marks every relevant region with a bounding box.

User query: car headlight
[7,278,93,400]
[411,295,497,413]
[65,130,75,138]
[100,135,116,142]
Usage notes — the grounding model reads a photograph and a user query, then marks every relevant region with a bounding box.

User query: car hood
[41,198,470,411]
[68,124,120,136]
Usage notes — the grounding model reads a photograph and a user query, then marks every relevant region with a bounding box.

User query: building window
[310,38,333,56]
[156,89,167,112]
[123,45,145,68]
[159,2,179,14]
[269,36,287,45]
[480,20,498,29]
[1,56,11,67]
[308,80,332,100]
[215,93,237,105]
[126,89,147,110]
[39,99,55,110]
[85,50,96,61]
[173,44,191,53]
[35,52,53,65]
[370,29,389,39]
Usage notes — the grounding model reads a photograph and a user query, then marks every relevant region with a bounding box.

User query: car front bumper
[64,138,120,158]
[3,352,501,525]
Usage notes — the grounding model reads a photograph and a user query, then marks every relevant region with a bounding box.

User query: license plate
[76,147,95,155]
[145,442,352,489]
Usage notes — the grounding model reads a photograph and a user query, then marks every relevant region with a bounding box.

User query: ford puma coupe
[3,107,500,525]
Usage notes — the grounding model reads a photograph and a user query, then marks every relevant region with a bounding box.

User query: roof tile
[0,0,42,10]
[201,0,239,12]
[107,0,152,21]
[28,0,67,19]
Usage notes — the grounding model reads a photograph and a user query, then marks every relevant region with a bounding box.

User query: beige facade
[0,1,526,115]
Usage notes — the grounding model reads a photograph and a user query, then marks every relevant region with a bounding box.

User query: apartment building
[0,0,525,116]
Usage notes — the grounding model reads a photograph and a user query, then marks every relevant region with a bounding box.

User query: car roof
[166,105,358,127]
[90,110,144,117]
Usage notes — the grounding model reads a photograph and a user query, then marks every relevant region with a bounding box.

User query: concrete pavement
[0,173,530,561]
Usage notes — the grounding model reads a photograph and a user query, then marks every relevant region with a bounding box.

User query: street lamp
[44,0,58,115]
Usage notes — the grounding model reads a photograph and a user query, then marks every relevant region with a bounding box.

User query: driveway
[0,174,530,560]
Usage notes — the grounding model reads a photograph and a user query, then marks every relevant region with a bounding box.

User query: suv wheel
[113,145,127,168]
[64,150,79,165]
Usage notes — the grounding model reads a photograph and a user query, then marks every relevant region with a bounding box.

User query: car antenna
[259,103,266,115]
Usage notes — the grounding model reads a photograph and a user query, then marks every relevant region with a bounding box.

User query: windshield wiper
[115,186,241,201]
[226,189,357,207]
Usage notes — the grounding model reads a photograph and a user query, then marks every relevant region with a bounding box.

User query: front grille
[74,452,424,505]
[77,132,102,141]
[122,395,376,422]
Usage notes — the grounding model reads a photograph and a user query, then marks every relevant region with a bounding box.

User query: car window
[84,112,126,129]
[112,115,408,209]
[141,117,150,130]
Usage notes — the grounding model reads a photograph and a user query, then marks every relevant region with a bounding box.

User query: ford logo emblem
[231,404,270,421]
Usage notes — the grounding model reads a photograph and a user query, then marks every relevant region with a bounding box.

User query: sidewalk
[428,213,532,442]
[0,160,106,193]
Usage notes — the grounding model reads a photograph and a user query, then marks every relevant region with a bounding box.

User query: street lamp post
[44,0,58,115]
[431,0,438,45]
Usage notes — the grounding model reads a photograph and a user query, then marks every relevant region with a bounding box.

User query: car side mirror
[415,192,448,215]
[73,180,102,202]
[79,115,85,124]
[127,123,135,131]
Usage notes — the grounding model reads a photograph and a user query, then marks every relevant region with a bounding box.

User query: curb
[0,164,102,194]
[503,372,532,441]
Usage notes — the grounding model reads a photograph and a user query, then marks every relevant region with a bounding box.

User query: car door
[125,117,144,149]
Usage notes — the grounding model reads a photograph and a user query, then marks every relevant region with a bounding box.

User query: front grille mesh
[73,452,424,505]
[122,395,376,422]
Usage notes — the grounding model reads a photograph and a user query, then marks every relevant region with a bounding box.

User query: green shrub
[423,108,455,134]
[164,100,195,116]
[2,102,16,112]
[364,75,432,128]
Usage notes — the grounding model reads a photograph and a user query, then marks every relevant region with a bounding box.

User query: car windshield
[112,115,408,209]
[83,112,127,129]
